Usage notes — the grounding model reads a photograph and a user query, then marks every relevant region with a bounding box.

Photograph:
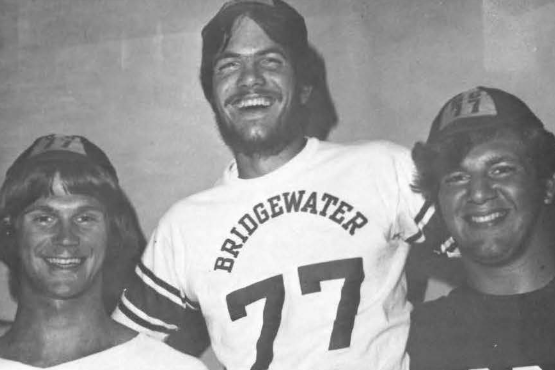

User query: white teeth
[45,258,83,266]
[236,97,271,108]
[470,212,504,223]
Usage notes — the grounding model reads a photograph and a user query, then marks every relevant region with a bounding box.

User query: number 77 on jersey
[226,257,365,370]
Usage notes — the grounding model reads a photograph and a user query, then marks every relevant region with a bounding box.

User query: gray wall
[2,0,555,367]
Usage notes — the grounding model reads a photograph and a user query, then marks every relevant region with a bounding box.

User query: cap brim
[429,114,542,143]
[21,150,118,180]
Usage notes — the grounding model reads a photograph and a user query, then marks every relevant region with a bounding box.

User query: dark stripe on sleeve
[405,229,423,244]
[137,262,181,299]
[404,200,433,243]
[124,269,194,327]
[413,200,433,225]
[137,262,198,309]
[412,207,454,256]
[117,300,174,334]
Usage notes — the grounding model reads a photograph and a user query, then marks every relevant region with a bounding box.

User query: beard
[214,100,308,157]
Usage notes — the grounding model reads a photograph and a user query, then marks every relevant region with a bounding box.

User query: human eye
[214,58,240,74]
[490,163,518,178]
[442,171,469,186]
[75,211,103,225]
[29,212,55,226]
[259,54,284,69]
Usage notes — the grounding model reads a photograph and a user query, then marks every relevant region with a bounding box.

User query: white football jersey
[114,138,438,370]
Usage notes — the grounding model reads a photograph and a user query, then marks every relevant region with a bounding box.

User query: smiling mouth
[232,96,274,110]
[44,257,85,269]
[465,210,508,226]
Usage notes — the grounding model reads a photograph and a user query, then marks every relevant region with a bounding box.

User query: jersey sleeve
[390,144,451,254]
[113,220,210,355]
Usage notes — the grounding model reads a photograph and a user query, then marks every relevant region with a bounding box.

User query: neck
[465,253,555,295]
[235,136,307,179]
[1,284,126,366]
[9,285,113,340]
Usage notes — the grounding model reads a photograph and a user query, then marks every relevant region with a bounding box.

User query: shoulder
[411,288,467,325]
[155,184,227,228]
[131,334,208,370]
[408,287,473,352]
[0,357,29,369]
[311,139,412,178]
[317,139,409,159]
[408,289,470,370]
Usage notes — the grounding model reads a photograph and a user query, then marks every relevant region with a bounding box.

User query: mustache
[225,89,281,106]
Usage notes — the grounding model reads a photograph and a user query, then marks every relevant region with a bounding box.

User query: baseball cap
[6,134,118,181]
[201,0,308,56]
[426,86,544,144]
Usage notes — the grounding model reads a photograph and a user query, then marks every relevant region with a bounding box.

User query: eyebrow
[458,154,521,172]
[486,156,506,164]
[483,154,522,167]
[215,46,288,62]
[23,204,105,215]
[22,205,53,215]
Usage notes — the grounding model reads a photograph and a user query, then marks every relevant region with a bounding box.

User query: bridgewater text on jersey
[214,190,369,272]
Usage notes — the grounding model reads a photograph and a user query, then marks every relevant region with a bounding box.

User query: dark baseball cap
[426,86,544,144]
[6,134,118,181]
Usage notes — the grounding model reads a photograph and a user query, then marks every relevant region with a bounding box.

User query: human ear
[544,173,555,204]
[299,85,313,105]
[2,216,14,237]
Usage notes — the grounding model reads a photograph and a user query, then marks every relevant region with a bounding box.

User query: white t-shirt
[0,334,207,370]
[114,138,440,370]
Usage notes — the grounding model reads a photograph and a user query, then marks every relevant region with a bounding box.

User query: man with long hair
[0,134,207,369]
[114,1,447,369]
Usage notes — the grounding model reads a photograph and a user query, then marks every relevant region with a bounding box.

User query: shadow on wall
[303,45,338,140]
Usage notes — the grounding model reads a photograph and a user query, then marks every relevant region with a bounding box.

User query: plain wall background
[2,0,555,367]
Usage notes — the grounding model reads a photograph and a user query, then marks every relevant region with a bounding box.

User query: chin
[215,106,305,156]
[45,282,85,299]
[221,127,294,156]
[465,243,521,266]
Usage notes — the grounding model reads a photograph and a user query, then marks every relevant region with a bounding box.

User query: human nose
[53,220,79,247]
[238,60,264,88]
[468,175,496,204]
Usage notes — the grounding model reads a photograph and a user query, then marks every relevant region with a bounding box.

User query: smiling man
[17,177,109,299]
[0,134,207,369]
[113,1,446,369]
[209,14,311,163]
[408,87,555,370]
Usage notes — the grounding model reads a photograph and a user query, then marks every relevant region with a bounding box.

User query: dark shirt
[408,278,555,370]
